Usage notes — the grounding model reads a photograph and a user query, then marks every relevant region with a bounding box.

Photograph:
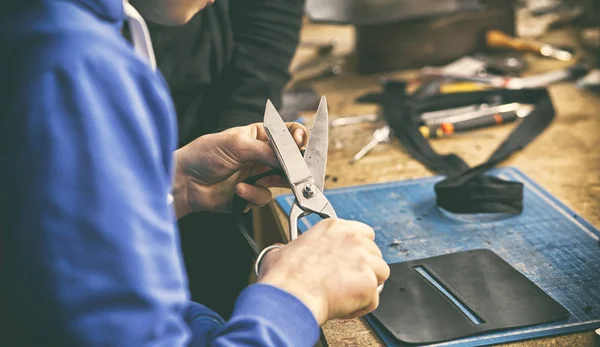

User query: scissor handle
[233,168,285,257]
[289,204,384,294]
[289,203,305,241]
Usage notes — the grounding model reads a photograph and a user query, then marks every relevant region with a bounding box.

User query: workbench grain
[257,22,600,347]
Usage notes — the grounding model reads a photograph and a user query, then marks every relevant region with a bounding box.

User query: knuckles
[230,133,251,158]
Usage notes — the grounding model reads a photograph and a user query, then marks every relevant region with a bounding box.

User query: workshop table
[253,21,600,347]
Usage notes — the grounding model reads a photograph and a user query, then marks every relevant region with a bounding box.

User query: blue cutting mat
[275,167,600,346]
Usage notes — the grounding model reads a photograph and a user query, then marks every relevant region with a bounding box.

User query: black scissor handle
[232,168,285,256]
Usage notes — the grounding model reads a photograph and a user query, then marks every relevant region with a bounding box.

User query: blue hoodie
[0,0,319,346]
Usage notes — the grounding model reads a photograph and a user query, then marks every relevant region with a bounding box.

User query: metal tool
[423,103,532,126]
[420,104,483,123]
[350,125,391,164]
[264,97,384,294]
[420,67,511,88]
[265,97,336,241]
[420,105,533,139]
[421,64,588,90]
[330,113,379,127]
[486,30,573,61]
[510,64,589,89]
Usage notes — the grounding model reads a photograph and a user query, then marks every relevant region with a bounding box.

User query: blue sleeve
[184,284,320,347]
[5,40,190,346]
[5,36,319,347]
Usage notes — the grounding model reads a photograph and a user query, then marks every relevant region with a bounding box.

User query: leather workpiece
[358,82,556,215]
[372,249,569,344]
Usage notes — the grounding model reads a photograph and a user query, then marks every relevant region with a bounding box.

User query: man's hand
[257,219,390,325]
[173,122,307,218]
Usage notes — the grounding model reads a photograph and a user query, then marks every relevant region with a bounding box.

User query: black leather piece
[232,168,284,257]
[360,81,555,214]
[372,250,569,344]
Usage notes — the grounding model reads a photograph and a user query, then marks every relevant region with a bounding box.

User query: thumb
[228,122,306,169]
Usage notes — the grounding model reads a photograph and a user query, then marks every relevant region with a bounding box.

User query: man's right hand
[257,219,390,325]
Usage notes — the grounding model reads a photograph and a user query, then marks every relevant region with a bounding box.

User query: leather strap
[232,168,285,257]
[359,81,555,214]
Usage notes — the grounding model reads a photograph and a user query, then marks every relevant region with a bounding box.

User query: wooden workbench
[254,22,600,347]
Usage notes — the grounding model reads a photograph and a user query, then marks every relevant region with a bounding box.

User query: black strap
[232,168,285,257]
[360,81,555,214]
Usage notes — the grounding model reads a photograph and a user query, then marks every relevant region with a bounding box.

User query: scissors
[264,96,336,241]
[264,97,384,294]
[234,97,383,293]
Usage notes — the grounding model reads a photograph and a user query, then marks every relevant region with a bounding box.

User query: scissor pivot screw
[303,184,316,197]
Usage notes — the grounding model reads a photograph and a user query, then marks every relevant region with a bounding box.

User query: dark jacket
[148,0,305,318]
[150,0,304,144]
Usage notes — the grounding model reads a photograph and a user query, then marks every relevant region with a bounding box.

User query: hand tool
[350,125,391,164]
[422,103,532,126]
[420,106,533,139]
[420,67,512,88]
[420,104,484,124]
[264,97,336,241]
[512,64,589,89]
[486,30,573,61]
[330,113,379,127]
[264,97,384,293]
[421,64,589,89]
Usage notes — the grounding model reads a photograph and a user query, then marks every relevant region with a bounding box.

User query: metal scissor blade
[303,96,329,192]
[264,100,313,186]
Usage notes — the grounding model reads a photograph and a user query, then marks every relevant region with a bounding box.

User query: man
[146,0,306,318]
[0,0,389,346]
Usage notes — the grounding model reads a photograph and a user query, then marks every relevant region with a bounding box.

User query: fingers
[338,219,376,241]
[367,253,390,285]
[251,122,308,147]
[236,138,281,168]
[359,237,383,258]
[344,257,388,319]
[229,122,308,171]
[287,123,309,148]
[236,183,273,208]
[346,295,380,319]
[255,174,289,189]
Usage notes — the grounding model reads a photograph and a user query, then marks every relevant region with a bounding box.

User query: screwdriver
[419,105,533,139]
[350,125,391,164]
[486,30,573,61]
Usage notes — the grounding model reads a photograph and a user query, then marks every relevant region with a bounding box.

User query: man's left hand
[173,122,307,218]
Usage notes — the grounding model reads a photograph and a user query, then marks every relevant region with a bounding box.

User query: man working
[0,0,389,346]
[147,0,306,318]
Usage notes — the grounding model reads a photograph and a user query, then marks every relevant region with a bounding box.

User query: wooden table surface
[255,21,600,347]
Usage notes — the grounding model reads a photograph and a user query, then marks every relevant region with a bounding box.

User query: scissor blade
[264,100,313,186]
[304,96,329,192]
